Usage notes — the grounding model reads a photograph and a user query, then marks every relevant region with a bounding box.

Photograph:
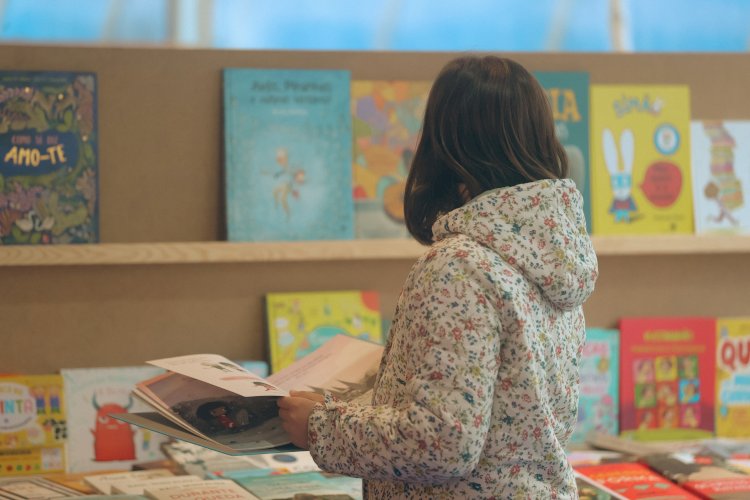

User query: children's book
[642,452,750,500]
[144,479,261,500]
[690,121,750,234]
[351,80,430,239]
[571,328,619,445]
[115,335,383,455]
[619,317,716,441]
[0,375,66,477]
[535,72,591,232]
[109,474,202,495]
[0,476,83,499]
[574,470,629,499]
[265,290,383,373]
[0,71,98,245]
[590,85,693,235]
[83,468,175,495]
[224,68,353,242]
[716,317,750,438]
[231,471,361,500]
[61,366,171,472]
[575,462,700,499]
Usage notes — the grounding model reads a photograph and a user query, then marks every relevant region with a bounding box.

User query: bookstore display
[2,44,750,498]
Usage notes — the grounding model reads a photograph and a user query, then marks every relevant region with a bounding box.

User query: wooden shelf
[0,235,749,267]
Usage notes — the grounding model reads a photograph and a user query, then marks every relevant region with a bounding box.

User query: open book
[114,334,384,455]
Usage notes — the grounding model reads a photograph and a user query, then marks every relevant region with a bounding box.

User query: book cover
[232,471,361,500]
[265,290,383,373]
[61,366,171,472]
[571,328,619,444]
[690,121,750,234]
[83,468,175,495]
[619,317,716,441]
[643,453,750,500]
[0,476,82,498]
[0,71,98,245]
[110,474,202,495]
[351,80,430,239]
[144,479,261,500]
[224,68,353,242]
[0,375,66,476]
[590,85,693,235]
[575,462,700,499]
[535,71,591,232]
[716,317,750,438]
[574,470,628,499]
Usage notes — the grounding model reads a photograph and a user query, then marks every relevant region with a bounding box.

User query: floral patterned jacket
[308,179,598,499]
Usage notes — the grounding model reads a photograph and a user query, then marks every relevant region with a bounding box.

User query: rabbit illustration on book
[603,128,638,222]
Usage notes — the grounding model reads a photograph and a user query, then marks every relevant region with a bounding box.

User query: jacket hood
[432,179,598,310]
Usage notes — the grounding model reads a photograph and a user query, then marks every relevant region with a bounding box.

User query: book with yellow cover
[352,80,430,238]
[716,317,750,437]
[590,85,693,235]
[0,375,66,476]
[265,290,383,372]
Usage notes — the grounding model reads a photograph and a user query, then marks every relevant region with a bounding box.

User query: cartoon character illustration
[270,147,306,218]
[31,386,46,414]
[196,401,237,431]
[679,379,700,404]
[635,384,656,409]
[656,383,677,406]
[634,358,654,383]
[681,405,700,428]
[655,356,677,382]
[658,406,678,429]
[702,122,744,226]
[91,394,135,461]
[603,128,637,222]
[679,355,699,379]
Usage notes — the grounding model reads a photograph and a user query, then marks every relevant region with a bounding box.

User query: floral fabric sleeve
[307,247,502,484]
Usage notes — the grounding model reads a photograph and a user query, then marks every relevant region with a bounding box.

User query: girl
[278,55,598,498]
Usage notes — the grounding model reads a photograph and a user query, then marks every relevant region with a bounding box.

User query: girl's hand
[277,391,324,449]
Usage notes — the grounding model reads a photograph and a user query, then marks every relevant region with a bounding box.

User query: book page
[134,372,288,450]
[147,354,286,398]
[267,334,383,401]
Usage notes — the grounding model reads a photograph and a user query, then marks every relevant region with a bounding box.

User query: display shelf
[1,235,749,267]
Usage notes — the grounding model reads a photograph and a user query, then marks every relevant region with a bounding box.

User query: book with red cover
[642,453,750,500]
[576,462,700,499]
[620,317,716,440]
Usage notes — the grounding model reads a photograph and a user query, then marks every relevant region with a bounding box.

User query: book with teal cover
[223,68,353,241]
[0,71,98,244]
[571,328,619,444]
[534,72,590,232]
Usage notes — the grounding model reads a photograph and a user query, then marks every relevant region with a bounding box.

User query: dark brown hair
[404,55,568,245]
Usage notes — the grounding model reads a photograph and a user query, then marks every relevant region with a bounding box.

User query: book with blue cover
[223,68,353,242]
[0,71,98,244]
[535,72,590,232]
[570,328,620,445]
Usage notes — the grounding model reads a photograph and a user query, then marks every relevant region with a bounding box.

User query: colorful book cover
[642,453,750,500]
[61,366,170,472]
[590,85,693,235]
[224,68,353,242]
[351,80,430,239]
[716,317,750,438]
[535,72,591,232]
[0,375,66,476]
[571,328,619,444]
[0,71,98,245]
[265,290,383,372]
[575,462,700,499]
[690,121,750,234]
[619,317,716,440]
[574,470,628,499]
